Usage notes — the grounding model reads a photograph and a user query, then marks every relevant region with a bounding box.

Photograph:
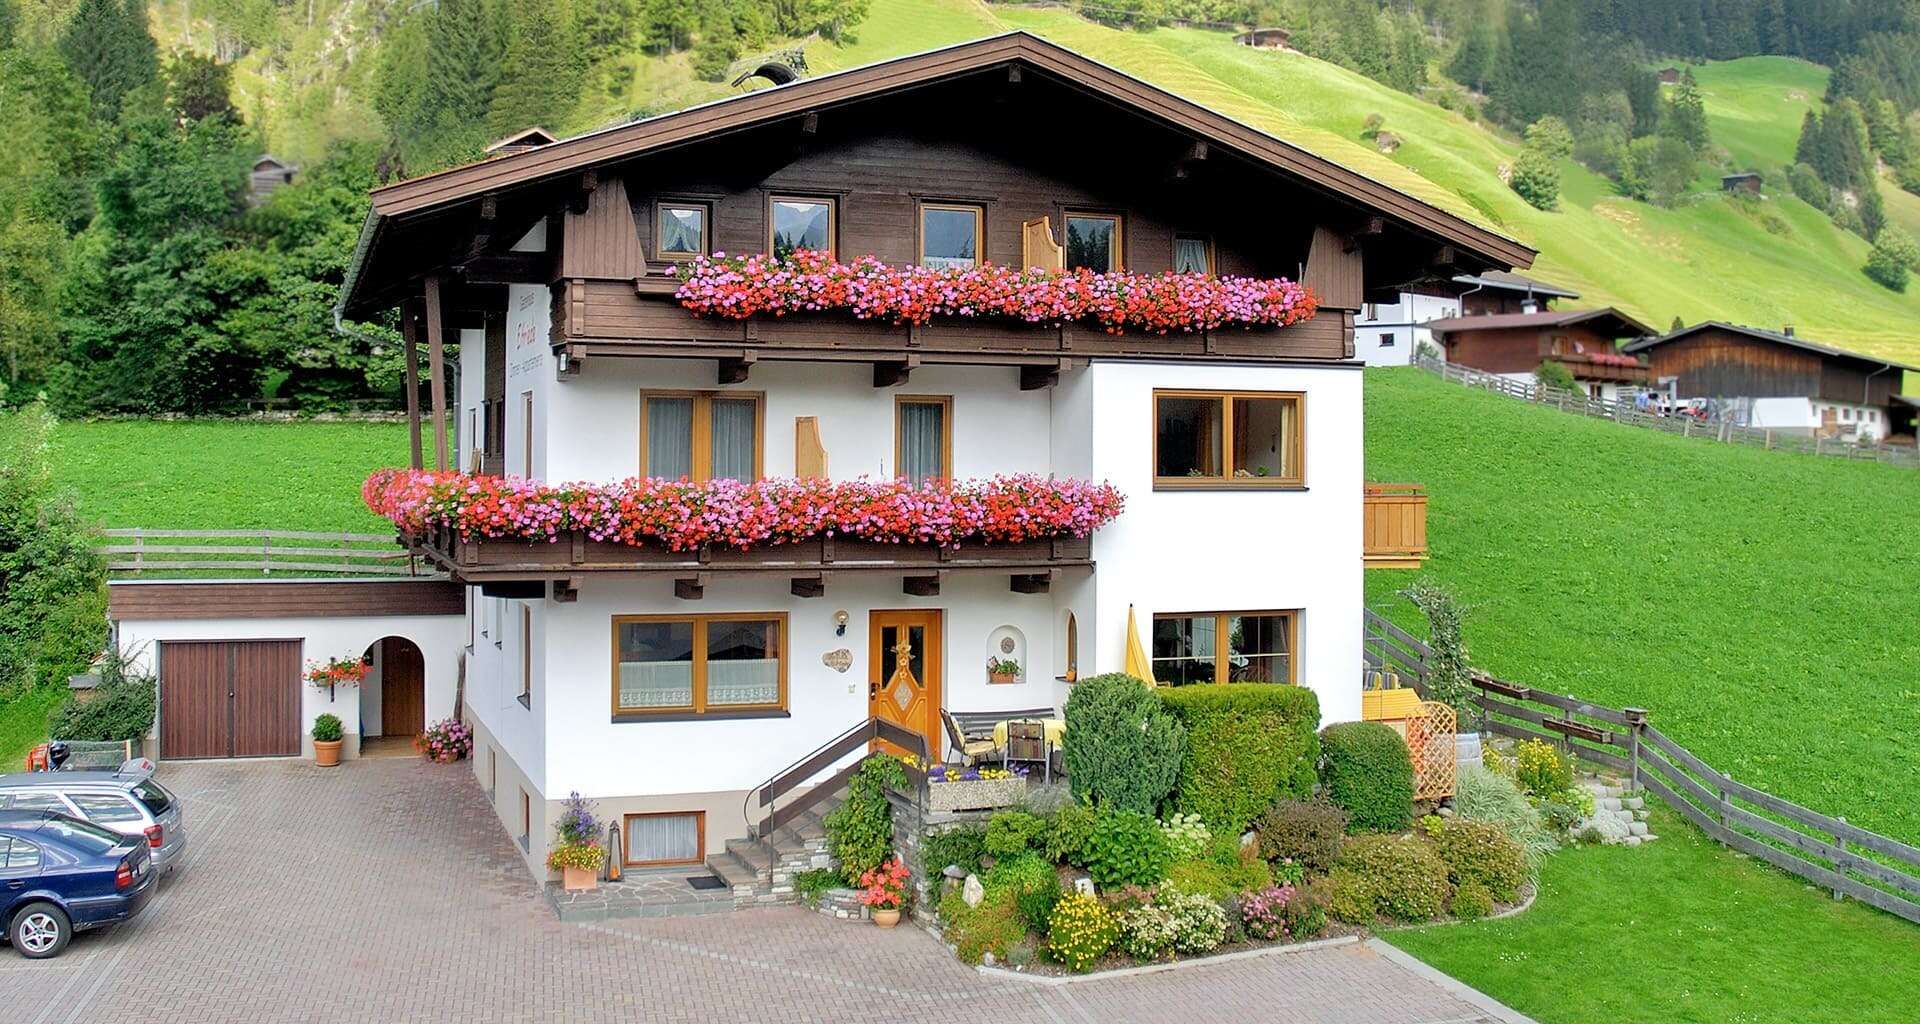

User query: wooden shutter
[1022,217,1064,271]
[795,416,828,479]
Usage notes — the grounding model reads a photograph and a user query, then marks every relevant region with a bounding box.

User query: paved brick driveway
[7,759,1524,1024]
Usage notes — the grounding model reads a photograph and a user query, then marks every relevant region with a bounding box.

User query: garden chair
[1002,720,1052,783]
[940,708,998,767]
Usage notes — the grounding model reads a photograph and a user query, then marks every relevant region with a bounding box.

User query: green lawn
[1364,367,1920,847]
[0,685,65,771]
[1387,807,1920,1024]
[1691,56,1829,175]
[50,420,408,532]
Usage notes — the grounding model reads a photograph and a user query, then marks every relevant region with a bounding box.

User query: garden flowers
[673,250,1318,335]
[363,470,1125,552]
[304,656,368,690]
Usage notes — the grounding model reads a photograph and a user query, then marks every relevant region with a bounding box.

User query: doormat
[687,875,727,891]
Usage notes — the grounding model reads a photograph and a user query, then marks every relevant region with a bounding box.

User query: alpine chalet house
[337,34,1534,881]
[1426,307,1652,401]
[1353,270,1576,366]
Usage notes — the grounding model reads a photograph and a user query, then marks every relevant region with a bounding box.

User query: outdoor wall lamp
[834,610,850,636]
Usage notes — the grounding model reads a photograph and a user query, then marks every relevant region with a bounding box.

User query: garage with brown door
[158,640,302,759]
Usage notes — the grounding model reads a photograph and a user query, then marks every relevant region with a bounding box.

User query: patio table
[991,717,1066,748]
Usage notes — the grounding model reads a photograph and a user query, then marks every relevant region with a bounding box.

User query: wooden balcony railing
[1363,483,1428,569]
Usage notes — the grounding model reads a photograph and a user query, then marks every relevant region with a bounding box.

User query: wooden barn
[1721,172,1762,195]
[1657,66,1682,84]
[1623,322,1918,441]
[248,155,296,206]
[1426,307,1653,401]
[1233,27,1292,49]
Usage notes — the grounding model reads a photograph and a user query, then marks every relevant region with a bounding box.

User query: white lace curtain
[899,401,945,484]
[710,399,756,482]
[646,397,693,480]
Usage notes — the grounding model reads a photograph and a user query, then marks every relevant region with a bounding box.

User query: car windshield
[37,816,126,855]
[132,780,172,816]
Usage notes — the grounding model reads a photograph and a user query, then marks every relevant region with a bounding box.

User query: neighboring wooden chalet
[1623,322,1919,441]
[248,155,296,206]
[1657,67,1682,84]
[1233,27,1292,49]
[1721,172,1762,195]
[1427,307,1653,399]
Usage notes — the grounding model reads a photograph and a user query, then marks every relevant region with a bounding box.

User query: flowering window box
[924,765,1029,813]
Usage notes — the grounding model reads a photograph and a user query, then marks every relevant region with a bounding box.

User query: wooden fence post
[1623,707,1647,793]
[1833,816,1849,902]
[1719,773,1733,831]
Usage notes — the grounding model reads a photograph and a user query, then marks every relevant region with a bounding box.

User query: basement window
[624,811,705,867]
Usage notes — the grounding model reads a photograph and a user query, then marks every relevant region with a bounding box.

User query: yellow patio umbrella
[1123,604,1158,686]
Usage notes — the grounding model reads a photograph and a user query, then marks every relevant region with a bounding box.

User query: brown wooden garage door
[159,640,302,759]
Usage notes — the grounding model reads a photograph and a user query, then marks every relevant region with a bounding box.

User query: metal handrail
[741,718,877,841]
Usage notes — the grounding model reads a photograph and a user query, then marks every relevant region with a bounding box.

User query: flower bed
[674,250,1318,335]
[364,471,1124,552]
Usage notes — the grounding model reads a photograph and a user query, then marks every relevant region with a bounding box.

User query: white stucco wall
[1354,292,1458,366]
[464,589,548,796]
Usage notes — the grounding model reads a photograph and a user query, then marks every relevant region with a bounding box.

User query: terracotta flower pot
[313,739,343,768]
[871,907,901,928]
[562,866,598,892]
[988,670,1018,685]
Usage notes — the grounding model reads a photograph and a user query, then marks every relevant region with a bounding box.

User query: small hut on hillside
[1721,172,1762,195]
[1232,27,1292,50]
[247,156,296,206]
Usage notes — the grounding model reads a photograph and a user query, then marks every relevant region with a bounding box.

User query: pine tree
[487,2,583,138]
[1794,109,1821,167]
[58,0,160,121]
[1659,70,1711,154]
[417,0,502,166]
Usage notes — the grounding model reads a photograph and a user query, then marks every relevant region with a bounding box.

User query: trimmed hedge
[1320,722,1414,833]
[1156,683,1321,834]
[1063,673,1184,814]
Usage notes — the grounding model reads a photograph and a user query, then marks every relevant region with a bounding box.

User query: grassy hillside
[1691,56,1828,174]
[1364,367,1920,846]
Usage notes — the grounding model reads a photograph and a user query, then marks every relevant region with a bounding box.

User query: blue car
[1,811,154,958]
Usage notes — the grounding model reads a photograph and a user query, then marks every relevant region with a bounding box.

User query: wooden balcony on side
[1363,483,1428,569]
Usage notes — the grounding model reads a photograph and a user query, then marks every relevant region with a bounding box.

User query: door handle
[5,880,21,890]
[868,683,880,699]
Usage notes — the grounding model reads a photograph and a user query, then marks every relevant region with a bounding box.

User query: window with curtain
[1064,213,1121,271]
[1153,611,1296,685]
[641,392,762,482]
[1154,390,1302,486]
[1173,234,1211,274]
[613,614,786,714]
[896,397,951,485]
[770,197,834,259]
[625,812,704,865]
[656,203,708,259]
[921,204,983,269]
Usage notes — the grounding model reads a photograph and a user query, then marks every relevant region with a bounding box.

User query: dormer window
[769,196,835,259]
[1173,234,1211,275]
[1064,213,1122,271]
[656,202,709,260]
[920,203,983,270]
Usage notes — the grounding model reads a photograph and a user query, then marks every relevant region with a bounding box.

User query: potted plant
[924,763,1029,812]
[545,792,606,892]
[311,713,344,767]
[305,656,369,700]
[857,858,910,927]
[986,656,1021,685]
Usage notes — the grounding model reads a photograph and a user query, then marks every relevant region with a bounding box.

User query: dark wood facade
[1429,309,1651,383]
[1626,323,1913,407]
[109,580,465,621]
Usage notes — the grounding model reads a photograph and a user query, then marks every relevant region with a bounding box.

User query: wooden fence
[1414,354,1920,470]
[1363,609,1920,925]
[100,529,420,577]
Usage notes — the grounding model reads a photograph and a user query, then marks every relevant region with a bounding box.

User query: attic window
[1065,213,1121,271]
[920,203,983,270]
[1173,234,1211,275]
[656,203,709,260]
[770,197,835,259]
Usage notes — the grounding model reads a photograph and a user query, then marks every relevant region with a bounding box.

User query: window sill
[1152,482,1308,492]
[611,709,791,724]
[517,694,531,710]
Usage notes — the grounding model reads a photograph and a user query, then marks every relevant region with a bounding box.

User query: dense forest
[2,0,1918,416]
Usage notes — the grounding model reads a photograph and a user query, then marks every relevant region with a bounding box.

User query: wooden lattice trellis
[1407,701,1456,799]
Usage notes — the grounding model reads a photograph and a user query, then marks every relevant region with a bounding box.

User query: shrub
[310,713,343,742]
[985,809,1046,859]
[1509,739,1574,799]
[1361,112,1385,139]
[1045,802,1096,864]
[922,824,987,877]
[825,754,907,884]
[1399,581,1473,714]
[1115,898,1178,960]
[1084,808,1172,888]
[1535,359,1580,393]
[1537,799,1584,834]
[1332,834,1451,922]
[1167,854,1270,903]
[46,657,155,742]
[986,853,1062,934]
[1158,812,1210,861]
[793,868,841,907]
[1320,723,1414,833]
[1452,879,1494,920]
[1046,893,1118,972]
[1327,868,1375,923]
[1283,877,1331,939]
[1064,673,1184,814]
[1239,883,1294,941]
[945,888,1026,965]
[1155,683,1320,833]
[1510,146,1561,210]
[1454,764,1558,865]
[0,406,108,700]
[1433,820,1529,903]
[1525,116,1575,160]
[1162,885,1228,954]
[1254,798,1347,875]
[1866,229,1918,292]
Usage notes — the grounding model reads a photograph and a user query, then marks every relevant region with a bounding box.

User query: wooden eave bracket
[1010,570,1056,594]
[902,572,945,597]
[1343,217,1384,254]
[552,578,581,603]
[570,171,599,215]
[1020,362,1061,391]
[873,355,919,388]
[673,575,709,600]
[790,574,826,598]
[718,353,756,385]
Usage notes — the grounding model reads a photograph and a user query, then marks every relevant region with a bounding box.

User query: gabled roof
[484,127,558,154]
[1451,269,1579,300]
[362,32,1533,269]
[1426,307,1654,338]
[1622,321,1920,372]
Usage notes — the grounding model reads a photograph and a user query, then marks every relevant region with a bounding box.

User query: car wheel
[10,903,71,959]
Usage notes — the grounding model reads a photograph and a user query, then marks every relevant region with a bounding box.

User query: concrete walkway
[8,758,1532,1024]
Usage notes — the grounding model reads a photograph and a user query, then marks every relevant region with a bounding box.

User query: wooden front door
[159,640,301,759]
[379,638,426,738]
[868,610,942,760]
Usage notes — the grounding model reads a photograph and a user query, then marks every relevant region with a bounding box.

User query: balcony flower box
[925,765,1028,813]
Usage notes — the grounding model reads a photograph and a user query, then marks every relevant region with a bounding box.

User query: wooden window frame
[767,195,837,259]
[518,605,532,708]
[1063,210,1124,272]
[1171,232,1214,275]
[917,202,985,269]
[1151,610,1300,685]
[1062,611,1079,683]
[653,199,711,261]
[1152,389,1305,490]
[622,810,707,867]
[519,390,534,477]
[893,395,954,484]
[638,390,766,483]
[610,612,790,716]
[518,789,531,848]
